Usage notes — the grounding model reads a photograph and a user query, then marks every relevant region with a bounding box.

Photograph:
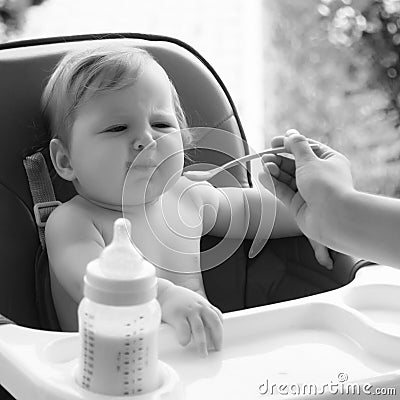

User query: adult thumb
[285,131,317,163]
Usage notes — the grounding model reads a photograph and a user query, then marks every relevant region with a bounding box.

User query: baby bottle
[76,218,161,396]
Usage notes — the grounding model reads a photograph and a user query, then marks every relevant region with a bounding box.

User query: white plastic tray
[1,264,400,399]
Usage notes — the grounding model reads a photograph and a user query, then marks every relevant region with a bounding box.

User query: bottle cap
[84,218,157,306]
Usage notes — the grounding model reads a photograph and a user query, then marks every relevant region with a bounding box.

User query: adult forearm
[323,190,400,267]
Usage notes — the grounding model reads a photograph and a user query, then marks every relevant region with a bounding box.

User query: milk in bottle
[76,218,161,396]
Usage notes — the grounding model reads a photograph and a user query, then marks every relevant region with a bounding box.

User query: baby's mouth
[126,160,159,172]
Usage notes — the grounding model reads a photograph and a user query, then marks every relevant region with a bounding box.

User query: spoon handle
[221,143,319,171]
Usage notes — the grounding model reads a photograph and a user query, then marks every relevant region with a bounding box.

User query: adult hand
[259,129,355,243]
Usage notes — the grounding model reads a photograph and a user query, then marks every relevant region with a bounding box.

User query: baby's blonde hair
[41,45,188,148]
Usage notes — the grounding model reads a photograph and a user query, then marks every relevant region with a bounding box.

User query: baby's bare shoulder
[45,196,100,243]
[47,196,91,225]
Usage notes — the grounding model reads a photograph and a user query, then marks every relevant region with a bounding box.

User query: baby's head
[42,45,187,147]
[42,45,188,206]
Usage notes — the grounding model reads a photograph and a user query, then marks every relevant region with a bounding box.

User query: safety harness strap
[23,152,61,248]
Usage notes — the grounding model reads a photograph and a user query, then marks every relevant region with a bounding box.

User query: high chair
[0,33,377,400]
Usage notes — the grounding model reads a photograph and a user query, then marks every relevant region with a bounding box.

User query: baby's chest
[127,197,202,274]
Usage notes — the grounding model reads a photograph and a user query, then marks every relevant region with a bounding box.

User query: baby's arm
[187,179,332,267]
[45,202,107,331]
[46,203,105,312]
[47,204,222,355]
[188,180,301,239]
[157,277,223,357]
[46,203,105,306]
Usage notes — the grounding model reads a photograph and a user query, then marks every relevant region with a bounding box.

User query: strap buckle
[33,201,62,228]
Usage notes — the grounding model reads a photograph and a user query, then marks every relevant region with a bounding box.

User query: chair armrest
[330,251,376,286]
[0,314,15,326]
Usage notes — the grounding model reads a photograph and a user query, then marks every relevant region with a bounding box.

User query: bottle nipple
[99,218,143,279]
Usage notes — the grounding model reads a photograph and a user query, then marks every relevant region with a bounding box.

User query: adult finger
[296,136,342,160]
[264,162,297,191]
[262,154,296,177]
[311,242,334,270]
[284,130,341,160]
[272,133,318,149]
[271,135,285,148]
[284,132,318,163]
[258,171,296,210]
[287,190,308,222]
[263,161,280,178]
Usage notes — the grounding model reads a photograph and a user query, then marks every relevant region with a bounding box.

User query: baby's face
[68,60,184,207]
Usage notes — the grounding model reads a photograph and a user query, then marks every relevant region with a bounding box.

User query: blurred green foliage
[267,0,400,196]
[319,0,400,125]
[0,0,46,41]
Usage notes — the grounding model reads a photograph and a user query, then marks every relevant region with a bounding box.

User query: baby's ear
[49,138,76,181]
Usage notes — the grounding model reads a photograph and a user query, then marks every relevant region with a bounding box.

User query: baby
[43,45,331,357]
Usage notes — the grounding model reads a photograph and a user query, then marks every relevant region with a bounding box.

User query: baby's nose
[131,132,156,152]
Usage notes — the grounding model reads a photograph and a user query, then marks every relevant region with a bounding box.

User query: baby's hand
[159,285,223,357]
[308,238,333,270]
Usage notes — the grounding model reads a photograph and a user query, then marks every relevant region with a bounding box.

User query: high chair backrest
[0,33,251,329]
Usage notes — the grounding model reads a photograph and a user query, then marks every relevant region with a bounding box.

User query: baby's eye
[152,122,174,129]
[103,124,127,133]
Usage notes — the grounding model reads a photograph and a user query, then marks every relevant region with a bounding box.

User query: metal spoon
[183,144,319,182]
